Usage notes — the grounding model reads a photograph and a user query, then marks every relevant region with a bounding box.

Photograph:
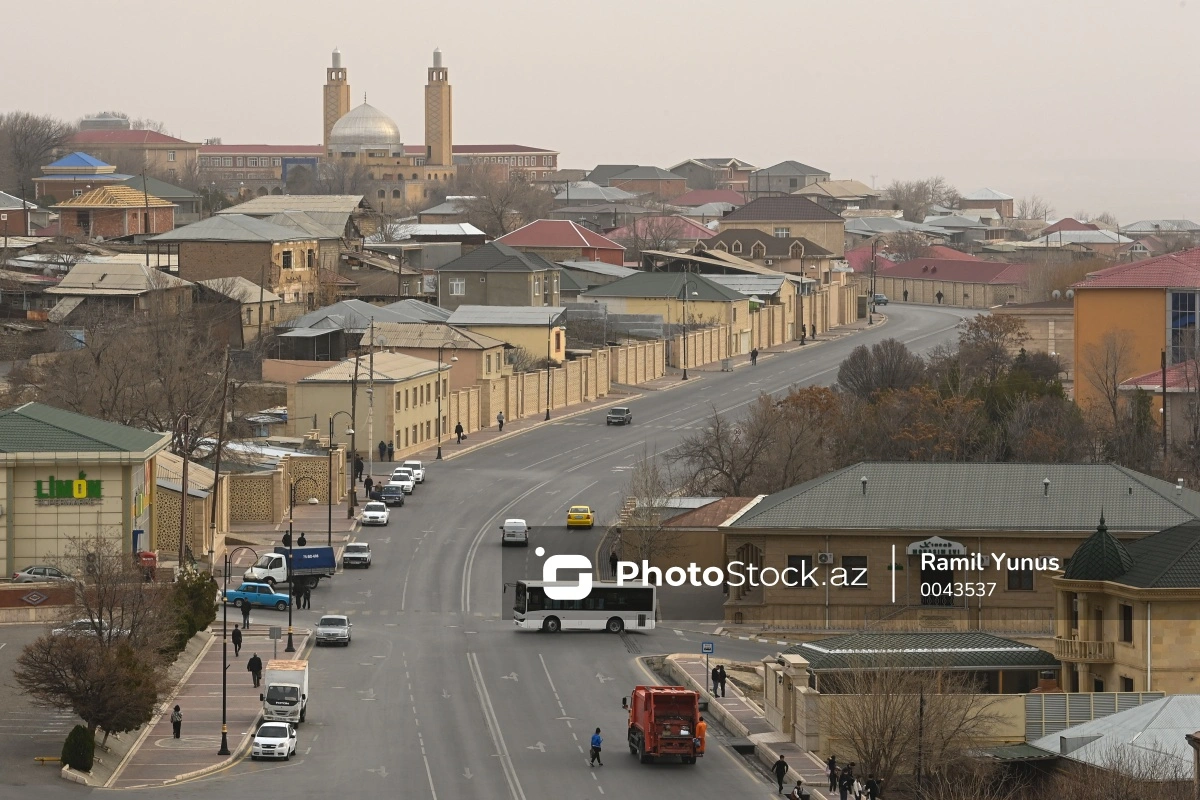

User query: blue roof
[35,173,132,182]
[46,152,112,169]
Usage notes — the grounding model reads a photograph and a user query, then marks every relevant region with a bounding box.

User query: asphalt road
[16,304,972,799]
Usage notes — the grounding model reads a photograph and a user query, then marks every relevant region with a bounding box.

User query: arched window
[412,173,418,180]
[790,242,803,259]
[256,186,268,196]
[751,243,766,259]
[715,242,728,251]
[392,189,401,199]
[731,241,742,254]
[378,189,386,198]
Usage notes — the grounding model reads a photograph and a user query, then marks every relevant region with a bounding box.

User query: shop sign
[35,471,103,506]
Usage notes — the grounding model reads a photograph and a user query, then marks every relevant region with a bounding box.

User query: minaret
[424,47,453,167]
[323,47,351,148]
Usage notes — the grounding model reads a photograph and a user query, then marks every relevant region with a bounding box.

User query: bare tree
[505,345,550,373]
[883,176,959,221]
[457,164,554,236]
[957,314,1029,384]
[1081,329,1136,425]
[315,158,370,195]
[670,405,776,496]
[1034,745,1192,800]
[837,338,926,400]
[1016,195,1055,220]
[883,230,937,262]
[613,447,683,566]
[616,214,689,261]
[0,111,76,193]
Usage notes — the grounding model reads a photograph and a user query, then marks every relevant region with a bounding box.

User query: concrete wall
[874,274,1028,309]
[609,340,665,385]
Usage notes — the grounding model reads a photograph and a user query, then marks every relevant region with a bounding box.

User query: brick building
[33,152,131,203]
[69,129,200,185]
[606,166,687,201]
[494,220,625,265]
[198,144,323,195]
[52,186,175,239]
[0,191,36,238]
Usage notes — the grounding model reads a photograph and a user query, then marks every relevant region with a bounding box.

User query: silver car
[342,542,372,568]
[12,565,69,583]
[315,614,352,646]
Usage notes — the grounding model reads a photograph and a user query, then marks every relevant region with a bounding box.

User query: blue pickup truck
[224,582,292,611]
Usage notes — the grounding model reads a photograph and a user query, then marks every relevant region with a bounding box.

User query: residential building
[287,352,451,457]
[706,273,809,345]
[1052,517,1200,693]
[872,257,1031,308]
[0,402,170,580]
[585,165,638,186]
[44,260,193,323]
[418,196,472,224]
[557,261,638,292]
[552,203,653,230]
[150,214,323,315]
[69,129,200,185]
[1071,248,1200,410]
[336,249,424,303]
[1040,217,1099,236]
[991,299,1075,378]
[697,229,832,274]
[717,462,1200,632]
[197,144,322,195]
[668,158,757,192]
[959,187,1015,219]
[717,195,846,257]
[435,242,561,311]
[494,220,625,266]
[118,175,202,225]
[453,144,559,181]
[1021,229,1133,257]
[918,213,998,246]
[529,169,587,192]
[274,298,449,361]
[214,194,366,239]
[608,166,688,201]
[33,152,131,203]
[0,190,38,238]
[0,269,59,320]
[673,189,746,208]
[1115,236,1169,262]
[605,215,716,253]
[792,179,881,212]
[372,322,508,391]
[196,276,282,346]
[843,243,975,273]
[553,181,639,207]
[1120,219,1200,239]
[52,186,175,239]
[843,216,953,249]
[746,161,831,198]
[579,271,753,354]
[444,305,566,363]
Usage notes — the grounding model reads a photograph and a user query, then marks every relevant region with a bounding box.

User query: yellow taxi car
[566,505,595,529]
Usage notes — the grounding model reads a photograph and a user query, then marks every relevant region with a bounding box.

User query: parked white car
[389,470,415,494]
[342,542,372,569]
[251,722,297,760]
[402,460,425,483]
[360,501,389,526]
[500,518,530,547]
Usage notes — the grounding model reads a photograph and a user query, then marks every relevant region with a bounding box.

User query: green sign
[35,471,103,506]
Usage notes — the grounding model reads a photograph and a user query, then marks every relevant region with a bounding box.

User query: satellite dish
[1066,289,1075,299]
[1052,290,1061,300]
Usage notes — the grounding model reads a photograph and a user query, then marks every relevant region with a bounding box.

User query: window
[1120,676,1134,692]
[236,157,244,166]
[378,189,386,198]
[774,227,790,238]
[789,177,797,188]
[486,354,492,374]
[1169,291,1198,364]
[1120,604,1133,642]
[544,155,552,167]
[751,243,766,259]
[1006,567,1033,591]
[842,556,868,587]
[787,555,816,588]
[72,188,83,197]
[449,279,465,296]
[282,250,293,269]
[555,331,562,350]
[425,421,431,439]
[273,158,282,166]
[223,157,233,167]
[168,150,177,162]
[733,308,737,322]
[405,389,409,409]
[247,157,257,167]
[270,305,275,321]
[393,189,401,199]
[307,249,315,268]
[731,241,742,254]
[245,308,252,325]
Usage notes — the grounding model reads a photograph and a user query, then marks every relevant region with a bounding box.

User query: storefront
[0,403,170,578]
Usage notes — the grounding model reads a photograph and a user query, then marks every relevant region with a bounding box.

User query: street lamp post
[545,314,554,421]
[219,545,259,755]
[328,412,355,548]
[435,342,459,460]
[679,276,699,380]
[285,477,319,655]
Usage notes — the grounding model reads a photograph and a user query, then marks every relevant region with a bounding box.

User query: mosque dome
[328,103,403,151]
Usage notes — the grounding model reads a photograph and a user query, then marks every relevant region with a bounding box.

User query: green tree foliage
[61,724,94,772]
[168,567,219,654]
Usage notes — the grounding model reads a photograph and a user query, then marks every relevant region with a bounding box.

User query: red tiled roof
[496,220,623,250]
[673,189,746,207]
[1042,217,1099,235]
[606,216,715,242]
[72,129,193,145]
[1073,248,1200,290]
[200,144,322,154]
[1121,362,1200,391]
[883,258,1030,285]
[844,244,976,272]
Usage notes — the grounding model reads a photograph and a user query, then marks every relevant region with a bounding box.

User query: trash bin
[721,358,733,372]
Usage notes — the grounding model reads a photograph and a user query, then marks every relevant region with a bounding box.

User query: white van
[500,518,530,547]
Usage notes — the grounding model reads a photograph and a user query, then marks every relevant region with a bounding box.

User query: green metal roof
[1063,520,1200,589]
[0,403,166,454]
[784,631,1060,671]
[730,462,1200,532]
[581,271,745,302]
[1062,515,1133,580]
[981,744,1056,762]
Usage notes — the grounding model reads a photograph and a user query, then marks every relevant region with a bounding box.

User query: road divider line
[467,652,526,800]
[461,479,551,616]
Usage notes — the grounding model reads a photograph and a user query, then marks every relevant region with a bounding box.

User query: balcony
[1054,637,1115,663]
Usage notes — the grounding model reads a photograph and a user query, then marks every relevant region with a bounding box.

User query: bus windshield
[513,582,527,615]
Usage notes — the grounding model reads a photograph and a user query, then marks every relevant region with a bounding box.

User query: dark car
[606,407,633,425]
[378,484,405,507]
[873,293,889,306]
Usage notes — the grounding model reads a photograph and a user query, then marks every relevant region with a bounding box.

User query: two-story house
[746,161,831,198]
[717,195,846,258]
[669,158,757,192]
[435,242,562,311]
[373,321,508,391]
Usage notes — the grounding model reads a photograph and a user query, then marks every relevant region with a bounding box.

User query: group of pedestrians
[376,440,395,462]
[292,582,312,609]
[825,755,881,800]
[710,664,727,697]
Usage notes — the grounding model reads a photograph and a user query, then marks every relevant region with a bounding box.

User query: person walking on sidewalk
[354,455,363,483]
[364,475,374,498]
[609,550,618,578]
[826,755,839,792]
[589,728,603,766]
[241,602,251,629]
[711,664,721,695]
[496,411,505,432]
[455,421,464,444]
[232,624,242,657]
[302,585,312,610]
[772,755,789,794]
[170,705,182,738]
[387,441,394,462]
[248,653,263,687]
[751,347,759,366]
[378,440,387,462]
[717,664,727,697]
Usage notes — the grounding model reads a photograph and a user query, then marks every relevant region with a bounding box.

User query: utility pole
[142,171,151,268]
[177,415,190,568]
[207,349,232,573]
[348,353,359,517]
[367,318,375,485]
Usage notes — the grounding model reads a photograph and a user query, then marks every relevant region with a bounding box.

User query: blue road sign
[701,641,715,654]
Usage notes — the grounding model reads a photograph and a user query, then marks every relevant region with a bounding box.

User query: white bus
[513,580,656,633]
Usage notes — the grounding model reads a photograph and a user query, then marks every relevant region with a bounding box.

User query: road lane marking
[467,652,526,800]
[461,479,551,615]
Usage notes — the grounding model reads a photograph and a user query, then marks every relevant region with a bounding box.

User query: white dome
[329,103,403,151]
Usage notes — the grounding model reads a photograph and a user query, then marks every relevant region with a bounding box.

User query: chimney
[861,476,868,496]
[1043,478,1050,497]
[1177,478,1185,496]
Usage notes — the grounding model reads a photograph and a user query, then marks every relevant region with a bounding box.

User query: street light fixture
[435,342,459,460]
[218,545,258,756]
[678,276,699,381]
[328,412,354,548]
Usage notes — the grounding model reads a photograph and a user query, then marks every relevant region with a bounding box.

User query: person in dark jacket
[232,623,242,657]
[378,441,387,462]
[171,705,182,738]
[772,755,789,794]
[711,664,721,695]
[387,442,394,461]
[826,755,839,791]
[241,601,251,628]
[864,775,881,800]
[364,475,374,497]
[839,764,856,800]
[354,456,363,483]
[302,585,312,610]
[248,653,263,687]
[717,664,727,697]
[455,421,465,444]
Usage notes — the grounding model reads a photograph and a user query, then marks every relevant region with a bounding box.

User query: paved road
[44,304,972,798]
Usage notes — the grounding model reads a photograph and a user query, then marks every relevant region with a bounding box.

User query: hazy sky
[6,0,1198,221]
